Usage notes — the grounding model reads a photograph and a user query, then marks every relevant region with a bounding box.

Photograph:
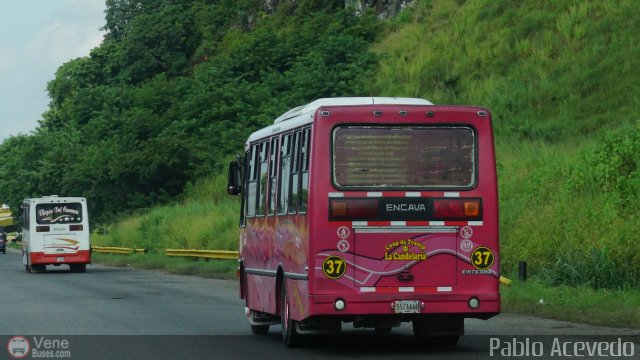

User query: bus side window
[299,127,311,213]
[288,131,301,214]
[268,137,279,216]
[257,141,269,216]
[277,133,292,215]
[240,150,249,226]
[246,144,259,217]
[24,205,29,230]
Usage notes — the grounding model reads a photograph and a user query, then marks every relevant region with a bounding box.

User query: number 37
[471,247,494,270]
[322,256,346,279]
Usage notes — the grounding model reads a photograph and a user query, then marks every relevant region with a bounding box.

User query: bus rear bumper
[307,292,500,319]
[31,250,91,265]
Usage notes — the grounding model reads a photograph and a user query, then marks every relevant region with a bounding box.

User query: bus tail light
[329,199,378,220]
[69,225,83,231]
[433,199,481,220]
[36,226,50,232]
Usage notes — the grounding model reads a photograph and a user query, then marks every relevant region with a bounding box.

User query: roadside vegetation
[0,0,379,223]
[91,175,239,252]
[501,279,640,329]
[91,253,237,280]
[1,0,639,328]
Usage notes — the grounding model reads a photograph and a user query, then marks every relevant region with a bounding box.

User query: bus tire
[281,282,303,348]
[438,336,460,346]
[31,264,46,273]
[412,319,461,347]
[375,327,392,333]
[416,335,460,347]
[70,264,86,273]
[250,324,269,335]
[246,307,270,335]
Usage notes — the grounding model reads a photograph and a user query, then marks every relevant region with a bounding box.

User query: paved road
[1,249,637,359]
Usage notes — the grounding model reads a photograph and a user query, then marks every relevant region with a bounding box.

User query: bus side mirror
[227,160,242,196]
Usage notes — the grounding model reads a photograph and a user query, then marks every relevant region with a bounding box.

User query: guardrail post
[519,261,527,282]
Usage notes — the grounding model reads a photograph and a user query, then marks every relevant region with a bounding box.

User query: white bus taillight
[35,226,50,232]
[69,225,83,231]
[433,199,481,220]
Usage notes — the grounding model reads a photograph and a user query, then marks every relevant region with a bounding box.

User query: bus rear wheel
[246,309,270,335]
[250,324,269,335]
[70,264,86,273]
[412,318,462,347]
[31,264,46,273]
[24,252,30,272]
[281,282,303,348]
[415,335,460,347]
[375,327,392,333]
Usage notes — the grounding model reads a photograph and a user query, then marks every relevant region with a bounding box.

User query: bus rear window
[333,126,475,188]
[36,203,83,224]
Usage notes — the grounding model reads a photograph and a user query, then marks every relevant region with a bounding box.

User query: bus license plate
[394,300,421,314]
[56,257,64,262]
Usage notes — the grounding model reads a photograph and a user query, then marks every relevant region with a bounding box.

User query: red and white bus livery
[228,97,500,346]
[21,196,91,273]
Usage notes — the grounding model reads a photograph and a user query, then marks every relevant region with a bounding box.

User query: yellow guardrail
[165,249,239,260]
[91,246,146,254]
[499,275,512,286]
[91,246,237,260]
[0,214,13,226]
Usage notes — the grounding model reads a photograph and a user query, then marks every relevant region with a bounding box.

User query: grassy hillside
[373,0,640,141]
[369,0,640,290]
[91,174,240,278]
[93,0,640,325]
[92,175,239,252]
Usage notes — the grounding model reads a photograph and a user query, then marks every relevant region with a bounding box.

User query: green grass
[372,0,640,291]
[92,253,237,279]
[502,279,640,328]
[92,175,240,253]
[90,174,240,278]
[497,134,640,290]
[373,0,640,141]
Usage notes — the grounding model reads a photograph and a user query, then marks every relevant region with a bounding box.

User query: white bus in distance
[21,196,91,273]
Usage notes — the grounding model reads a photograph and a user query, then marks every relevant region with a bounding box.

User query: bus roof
[273,97,432,124]
[247,97,433,144]
[24,196,86,204]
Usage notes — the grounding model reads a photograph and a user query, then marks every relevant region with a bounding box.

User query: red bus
[228,97,500,347]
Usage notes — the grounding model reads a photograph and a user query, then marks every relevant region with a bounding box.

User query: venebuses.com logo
[7,336,30,359]
[6,336,72,359]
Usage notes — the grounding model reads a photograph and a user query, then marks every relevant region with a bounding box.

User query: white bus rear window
[333,126,475,188]
[36,203,83,224]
